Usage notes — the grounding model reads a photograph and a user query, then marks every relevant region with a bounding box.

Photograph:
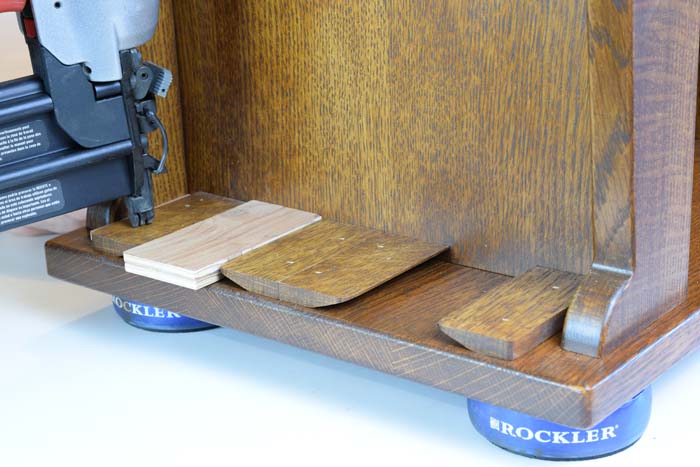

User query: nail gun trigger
[143,154,163,172]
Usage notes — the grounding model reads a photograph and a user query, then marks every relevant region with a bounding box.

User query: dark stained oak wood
[45,0,700,430]
[585,0,634,273]
[164,0,700,358]
[44,144,700,428]
[439,267,581,360]
[140,0,189,205]
[222,220,448,307]
[562,0,700,357]
[697,58,700,141]
[172,0,592,277]
[90,193,239,256]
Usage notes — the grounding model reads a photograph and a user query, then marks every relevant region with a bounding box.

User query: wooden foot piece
[221,220,448,307]
[439,267,581,360]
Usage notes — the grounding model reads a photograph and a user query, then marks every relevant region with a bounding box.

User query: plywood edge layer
[124,262,221,290]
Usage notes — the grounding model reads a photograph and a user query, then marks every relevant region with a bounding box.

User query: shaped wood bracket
[562,0,700,357]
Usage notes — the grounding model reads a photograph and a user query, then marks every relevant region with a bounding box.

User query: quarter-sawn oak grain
[562,0,700,357]
[439,267,582,360]
[172,0,592,277]
[54,0,700,429]
[49,145,700,429]
[90,193,240,257]
[140,0,188,206]
[222,220,448,307]
[44,157,700,428]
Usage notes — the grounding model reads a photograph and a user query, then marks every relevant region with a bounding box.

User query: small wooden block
[438,267,582,360]
[90,193,240,256]
[221,220,448,307]
[123,201,321,290]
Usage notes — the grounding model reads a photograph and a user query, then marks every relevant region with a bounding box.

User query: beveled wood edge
[221,272,344,307]
[437,325,516,360]
[223,245,449,308]
[45,230,700,428]
[439,267,581,360]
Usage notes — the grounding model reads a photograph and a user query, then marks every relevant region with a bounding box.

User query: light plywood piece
[221,220,448,307]
[123,201,321,290]
[90,193,240,256]
[439,267,582,360]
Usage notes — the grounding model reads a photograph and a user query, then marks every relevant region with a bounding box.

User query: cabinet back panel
[173,0,592,276]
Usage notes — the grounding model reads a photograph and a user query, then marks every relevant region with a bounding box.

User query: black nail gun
[0,0,171,233]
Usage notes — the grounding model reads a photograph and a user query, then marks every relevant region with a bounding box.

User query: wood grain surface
[46,0,700,428]
[140,0,189,205]
[172,0,592,276]
[124,201,321,290]
[562,0,700,357]
[90,193,239,256]
[44,146,700,427]
[439,267,582,360]
[585,0,634,274]
[222,220,448,307]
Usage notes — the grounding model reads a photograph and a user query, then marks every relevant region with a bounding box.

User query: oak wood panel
[563,0,700,357]
[222,220,448,307]
[439,267,581,360]
[90,193,240,256]
[44,153,700,427]
[172,0,592,276]
[585,0,634,273]
[124,201,321,290]
[140,0,188,205]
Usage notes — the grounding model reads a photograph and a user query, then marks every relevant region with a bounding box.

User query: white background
[2,12,700,467]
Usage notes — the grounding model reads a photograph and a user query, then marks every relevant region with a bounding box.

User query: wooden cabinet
[47,0,700,428]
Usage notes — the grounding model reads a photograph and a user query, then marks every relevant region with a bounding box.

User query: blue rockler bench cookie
[112,296,216,332]
[468,387,652,460]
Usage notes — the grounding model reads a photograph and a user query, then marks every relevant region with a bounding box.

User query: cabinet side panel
[142,0,188,205]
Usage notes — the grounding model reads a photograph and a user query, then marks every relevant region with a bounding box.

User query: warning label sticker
[0,180,65,228]
[0,121,49,164]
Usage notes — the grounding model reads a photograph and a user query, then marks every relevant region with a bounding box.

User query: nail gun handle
[0,0,25,13]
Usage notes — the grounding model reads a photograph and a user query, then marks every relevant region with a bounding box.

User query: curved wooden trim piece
[562,268,631,356]
[562,0,700,357]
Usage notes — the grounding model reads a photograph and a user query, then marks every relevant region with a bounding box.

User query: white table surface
[3,12,700,467]
[2,233,700,467]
